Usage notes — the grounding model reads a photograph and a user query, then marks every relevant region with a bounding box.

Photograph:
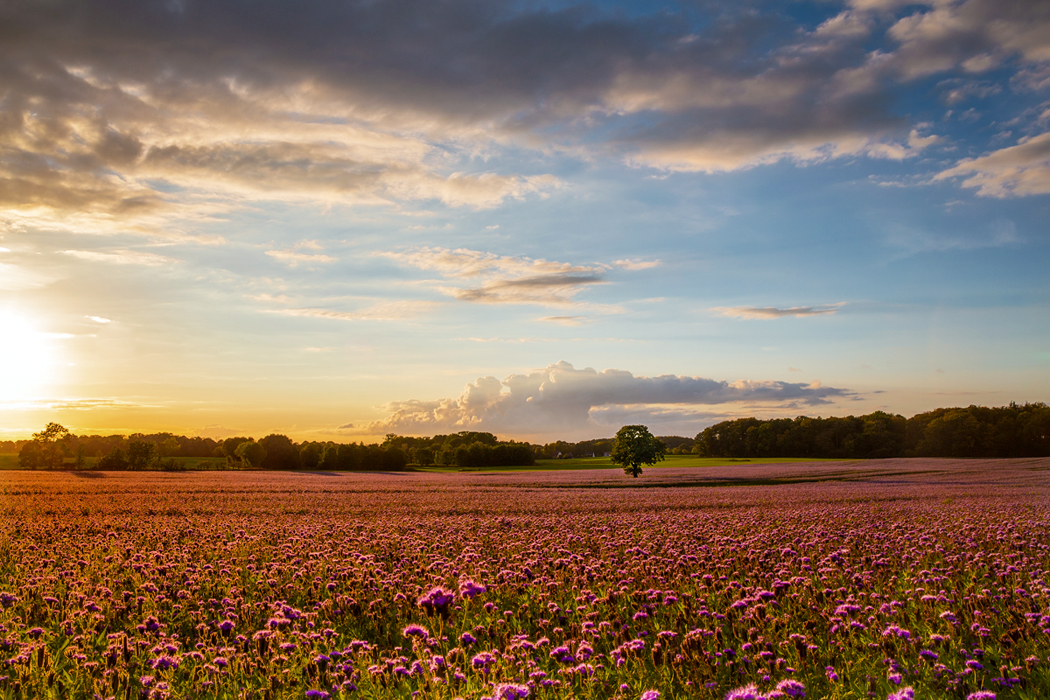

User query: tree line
[694,403,1050,459]
[8,402,1048,470]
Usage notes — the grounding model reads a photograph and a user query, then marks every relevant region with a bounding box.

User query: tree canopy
[610,424,666,478]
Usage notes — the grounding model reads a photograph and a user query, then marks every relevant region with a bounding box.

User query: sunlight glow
[0,311,59,402]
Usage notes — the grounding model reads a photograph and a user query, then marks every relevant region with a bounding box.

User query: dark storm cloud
[1,0,1048,223]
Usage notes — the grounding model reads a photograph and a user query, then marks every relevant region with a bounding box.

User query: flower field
[1,458,1048,700]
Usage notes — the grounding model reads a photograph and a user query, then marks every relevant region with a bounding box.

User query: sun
[0,310,59,402]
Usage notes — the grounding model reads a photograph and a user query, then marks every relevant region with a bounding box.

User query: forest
[694,402,1050,458]
[3,402,1047,469]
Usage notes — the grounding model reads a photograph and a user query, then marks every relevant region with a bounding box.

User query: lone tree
[611,424,666,478]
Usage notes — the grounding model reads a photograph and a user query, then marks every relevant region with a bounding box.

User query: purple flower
[471,651,495,669]
[218,620,235,634]
[305,691,331,700]
[725,684,763,700]
[461,631,477,645]
[776,679,805,698]
[966,693,996,700]
[492,683,530,700]
[402,624,430,639]
[887,688,914,700]
[459,579,487,599]
[640,691,661,700]
[417,587,455,614]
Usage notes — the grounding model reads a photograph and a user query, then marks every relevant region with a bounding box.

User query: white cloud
[61,249,177,266]
[368,361,852,437]
[538,316,586,326]
[935,132,1050,197]
[613,258,661,270]
[265,249,337,266]
[714,303,846,319]
[265,301,441,321]
[0,263,55,290]
[86,315,112,324]
[381,247,611,308]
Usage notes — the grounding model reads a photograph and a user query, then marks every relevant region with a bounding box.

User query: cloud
[881,0,1050,81]
[0,262,55,290]
[195,425,245,441]
[714,303,846,319]
[539,316,586,326]
[0,398,146,412]
[61,249,178,266]
[934,132,1050,197]
[265,249,337,266]
[86,316,112,324]
[265,301,441,321]
[937,79,1002,105]
[368,361,852,437]
[613,258,661,270]
[382,247,612,308]
[884,220,1021,253]
[0,0,1026,231]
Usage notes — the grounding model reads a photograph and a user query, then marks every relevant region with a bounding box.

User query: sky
[0,0,1048,443]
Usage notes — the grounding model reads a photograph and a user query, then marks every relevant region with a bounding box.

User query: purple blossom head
[218,620,235,634]
[417,586,455,613]
[775,679,805,698]
[966,693,996,700]
[402,623,430,639]
[305,691,331,700]
[887,688,914,700]
[492,683,530,700]
[459,579,487,599]
[461,631,477,646]
[640,691,661,700]
[725,684,763,700]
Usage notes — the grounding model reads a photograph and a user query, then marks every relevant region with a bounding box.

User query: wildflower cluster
[0,461,1047,699]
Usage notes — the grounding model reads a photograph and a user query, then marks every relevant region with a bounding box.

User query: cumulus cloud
[381,247,611,307]
[368,361,852,436]
[935,132,1050,196]
[714,303,846,319]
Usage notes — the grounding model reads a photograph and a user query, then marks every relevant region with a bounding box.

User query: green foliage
[18,422,71,469]
[97,446,128,470]
[235,440,267,469]
[258,433,300,470]
[611,424,666,478]
[695,403,1050,459]
[126,439,158,470]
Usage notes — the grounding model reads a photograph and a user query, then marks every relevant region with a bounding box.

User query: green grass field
[0,451,844,473]
[417,454,846,473]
